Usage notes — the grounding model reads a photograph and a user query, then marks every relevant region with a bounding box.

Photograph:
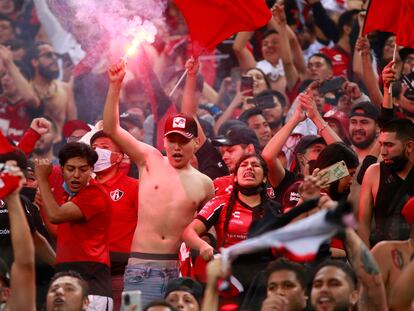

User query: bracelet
[318,123,328,135]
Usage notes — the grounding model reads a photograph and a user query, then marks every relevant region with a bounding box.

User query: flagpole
[390,43,398,96]
[169,69,188,97]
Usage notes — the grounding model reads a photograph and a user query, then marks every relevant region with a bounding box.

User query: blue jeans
[123,262,179,308]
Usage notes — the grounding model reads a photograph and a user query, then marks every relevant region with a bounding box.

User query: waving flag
[363,0,414,49]
[175,0,272,55]
[221,203,355,265]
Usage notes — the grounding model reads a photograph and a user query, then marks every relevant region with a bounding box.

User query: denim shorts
[123,262,179,308]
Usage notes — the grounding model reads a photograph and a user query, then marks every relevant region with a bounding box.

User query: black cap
[165,277,203,304]
[349,102,379,120]
[295,135,326,155]
[212,125,260,152]
[399,47,414,63]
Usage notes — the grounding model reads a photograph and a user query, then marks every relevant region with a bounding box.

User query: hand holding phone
[318,77,346,94]
[121,290,142,311]
[240,76,254,96]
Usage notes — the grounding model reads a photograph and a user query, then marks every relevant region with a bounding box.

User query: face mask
[94,148,114,172]
[62,181,77,197]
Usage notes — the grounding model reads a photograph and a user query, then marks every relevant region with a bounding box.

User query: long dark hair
[222,153,268,247]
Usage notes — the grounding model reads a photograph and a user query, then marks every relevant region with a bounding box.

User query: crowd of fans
[1,0,414,310]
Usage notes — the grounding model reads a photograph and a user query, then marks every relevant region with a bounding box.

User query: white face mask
[94,148,114,172]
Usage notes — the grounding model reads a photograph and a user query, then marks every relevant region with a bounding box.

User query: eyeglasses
[38,52,59,59]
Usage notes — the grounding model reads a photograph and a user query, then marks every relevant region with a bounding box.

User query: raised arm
[261,96,305,187]
[357,163,377,248]
[354,36,383,108]
[344,229,387,311]
[270,4,300,92]
[299,91,343,144]
[232,31,257,72]
[0,46,40,108]
[3,163,35,311]
[181,57,206,147]
[103,60,161,167]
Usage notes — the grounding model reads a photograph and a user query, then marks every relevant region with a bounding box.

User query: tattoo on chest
[360,248,380,275]
[391,249,405,269]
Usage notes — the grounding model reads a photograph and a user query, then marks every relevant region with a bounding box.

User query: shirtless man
[103,60,214,307]
[371,197,414,303]
[28,42,77,140]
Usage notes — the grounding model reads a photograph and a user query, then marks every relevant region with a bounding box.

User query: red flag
[175,0,272,55]
[0,131,14,154]
[362,0,401,35]
[395,0,414,48]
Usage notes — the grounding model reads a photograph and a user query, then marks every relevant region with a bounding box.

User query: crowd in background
[1,0,414,310]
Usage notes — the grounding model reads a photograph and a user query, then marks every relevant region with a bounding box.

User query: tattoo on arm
[391,249,405,270]
[360,247,380,275]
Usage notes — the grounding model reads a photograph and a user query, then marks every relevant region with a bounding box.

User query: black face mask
[384,154,409,173]
[237,182,265,196]
[20,187,36,202]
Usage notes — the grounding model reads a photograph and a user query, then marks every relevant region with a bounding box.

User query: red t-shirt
[56,179,112,266]
[320,45,350,78]
[100,172,138,253]
[0,97,31,141]
[197,194,259,248]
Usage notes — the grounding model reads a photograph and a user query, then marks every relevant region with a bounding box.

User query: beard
[350,130,376,149]
[384,154,409,173]
[39,63,59,80]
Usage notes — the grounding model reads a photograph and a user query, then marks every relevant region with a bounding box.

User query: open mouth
[53,297,65,305]
[172,153,183,161]
[243,171,255,179]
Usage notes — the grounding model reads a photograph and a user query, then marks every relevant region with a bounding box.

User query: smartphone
[240,76,254,96]
[121,290,142,311]
[401,72,414,100]
[316,160,349,188]
[255,95,276,109]
[318,77,346,94]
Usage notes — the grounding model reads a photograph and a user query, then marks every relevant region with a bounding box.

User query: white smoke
[62,0,167,55]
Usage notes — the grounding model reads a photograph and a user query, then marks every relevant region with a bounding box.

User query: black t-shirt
[195,140,229,180]
[0,195,54,264]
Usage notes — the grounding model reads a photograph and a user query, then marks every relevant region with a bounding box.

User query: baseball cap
[402,197,414,224]
[165,277,203,304]
[0,259,10,287]
[164,113,198,139]
[399,47,414,63]
[294,135,326,155]
[212,125,260,152]
[120,112,143,129]
[349,102,379,120]
[63,120,91,139]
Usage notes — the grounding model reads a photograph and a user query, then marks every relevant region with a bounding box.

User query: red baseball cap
[402,197,414,224]
[164,113,198,139]
[62,120,91,139]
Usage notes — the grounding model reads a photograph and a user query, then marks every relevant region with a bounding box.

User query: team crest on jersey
[110,189,124,201]
[266,187,275,198]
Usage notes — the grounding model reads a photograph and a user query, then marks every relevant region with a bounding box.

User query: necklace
[32,80,58,101]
